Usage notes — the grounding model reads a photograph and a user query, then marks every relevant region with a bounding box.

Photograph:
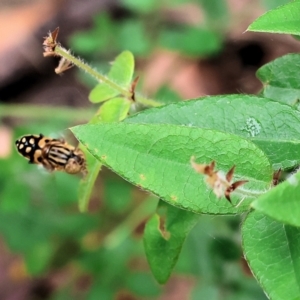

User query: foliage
[69,0,225,60]
[1,0,298,299]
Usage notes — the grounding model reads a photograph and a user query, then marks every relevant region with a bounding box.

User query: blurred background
[0,0,298,299]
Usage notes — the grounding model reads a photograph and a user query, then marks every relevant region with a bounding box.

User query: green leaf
[257,53,300,108]
[126,94,300,169]
[159,26,222,56]
[89,84,119,103]
[108,51,134,86]
[72,122,272,214]
[252,171,300,227]
[144,201,199,283]
[248,1,300,35]
[242,210,300,300]
[89,51,134,103]
[96,98,131,123]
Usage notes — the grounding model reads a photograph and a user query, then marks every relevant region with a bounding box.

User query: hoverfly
[15,134,86,175]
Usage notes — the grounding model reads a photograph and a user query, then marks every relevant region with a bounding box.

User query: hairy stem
[55,46,162,108]
[55,46,132,98]
[135,94,162,107]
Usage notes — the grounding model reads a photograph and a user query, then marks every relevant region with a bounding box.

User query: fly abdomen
[47,145,72,166]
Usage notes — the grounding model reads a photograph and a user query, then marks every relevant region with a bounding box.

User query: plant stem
[0,104,94,121]
[55,46,162,108]
[103,197,158,249]
[55,46,132,98]
[78,160,102,213]
[136,94,162,107]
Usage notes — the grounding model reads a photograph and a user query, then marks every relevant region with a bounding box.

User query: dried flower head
[43,27,59,57]
[55,56,74,74]
[191,156,248,204]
